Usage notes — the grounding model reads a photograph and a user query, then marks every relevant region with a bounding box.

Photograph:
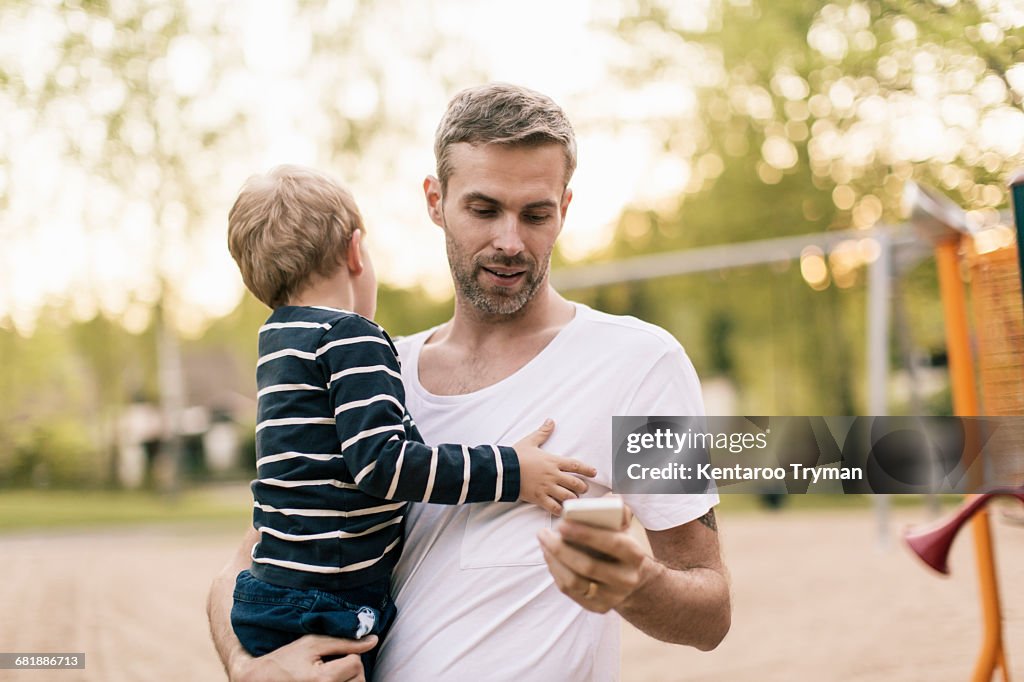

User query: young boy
[225,165,594,677]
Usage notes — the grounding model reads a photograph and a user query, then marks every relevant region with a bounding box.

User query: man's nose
[491,215,525,256]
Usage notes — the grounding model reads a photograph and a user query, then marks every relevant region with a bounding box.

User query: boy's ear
[346,230,364,276]
[424,175,445,228]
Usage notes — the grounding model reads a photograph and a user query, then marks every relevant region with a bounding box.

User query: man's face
[425,143,572,317]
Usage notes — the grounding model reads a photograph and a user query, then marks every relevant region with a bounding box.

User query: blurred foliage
[8,419,101,487]
[612,0,1022,215]
[0,309,152,487]
[575,0,1024,414]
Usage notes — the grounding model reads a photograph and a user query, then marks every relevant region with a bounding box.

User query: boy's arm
[318,316,520,504]
[206,526,377,681]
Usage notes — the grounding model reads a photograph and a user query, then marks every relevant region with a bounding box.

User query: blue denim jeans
[232,570,396,680]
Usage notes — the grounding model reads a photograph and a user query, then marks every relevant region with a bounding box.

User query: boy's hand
[513,419,597,516]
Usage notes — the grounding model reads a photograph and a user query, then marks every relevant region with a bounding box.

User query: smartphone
[562,497,624,530]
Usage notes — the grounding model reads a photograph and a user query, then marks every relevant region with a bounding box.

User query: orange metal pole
[969,509,1005,682]
[935,241,978,417]
[934,239,1007,682]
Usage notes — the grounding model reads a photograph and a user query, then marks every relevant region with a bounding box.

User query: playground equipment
[905,486,1024,682]
[906,487,1024,575]
[903,172,1024,682]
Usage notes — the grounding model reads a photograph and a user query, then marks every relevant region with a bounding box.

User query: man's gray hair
[434,83,577,192]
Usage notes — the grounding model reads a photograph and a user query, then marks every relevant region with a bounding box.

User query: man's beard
[446,236,550,316]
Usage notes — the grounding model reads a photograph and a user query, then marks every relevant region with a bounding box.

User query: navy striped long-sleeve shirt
[249,305,521,591]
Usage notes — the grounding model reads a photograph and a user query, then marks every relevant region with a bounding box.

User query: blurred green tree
[575,0,1024,414]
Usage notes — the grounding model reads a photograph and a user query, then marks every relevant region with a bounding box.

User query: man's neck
[442,284,575,350]
[415,284,576,395]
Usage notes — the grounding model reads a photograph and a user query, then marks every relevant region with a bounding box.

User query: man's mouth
[480,265,527,286]
[482,266,525,278]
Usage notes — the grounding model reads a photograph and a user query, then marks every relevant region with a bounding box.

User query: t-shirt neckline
[405,302,588,404]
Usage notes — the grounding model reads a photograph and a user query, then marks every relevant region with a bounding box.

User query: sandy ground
[0,506,1021,682]
[623,506,1024,682]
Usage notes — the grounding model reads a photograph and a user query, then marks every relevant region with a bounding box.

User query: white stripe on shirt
[493,445,504,502]
[258,516,403,542]
[253,501,404,517]
[353,461,375,485]
[257,478,359,490]
[255,452,342,468]
[385,441,407,500]
[316,335,392,357]
[329,364,403,385]
[252,536,400,574]
[423,447,438,502]
[311,305,354,313]
[255,417,334,433]
[257,348,317,367]
[338,536,401,572]
[257,383,326,398]
[457,445,471,504]
[335,394,404,416]
[260,321,331,333]
[341,424,405,452]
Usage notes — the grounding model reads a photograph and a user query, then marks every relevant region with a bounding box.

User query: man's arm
[206,526,377,682]
[622,509,730,649]
[537,340,730,648]
[538,506,730,651]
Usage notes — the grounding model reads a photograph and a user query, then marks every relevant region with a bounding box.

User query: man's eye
[525,214,550,224]
[471,207,496,217]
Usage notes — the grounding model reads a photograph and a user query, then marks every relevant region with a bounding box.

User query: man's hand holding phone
[538,495,648,613]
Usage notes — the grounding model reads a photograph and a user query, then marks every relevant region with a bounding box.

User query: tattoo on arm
[697,509,717,532]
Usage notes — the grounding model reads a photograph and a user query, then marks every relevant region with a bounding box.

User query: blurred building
[116,348,255,488]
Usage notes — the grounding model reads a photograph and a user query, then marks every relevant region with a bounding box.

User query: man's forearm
[540,506,732,651]
[207,527,257,678]
[207,528,378,682]
[616,555,730,650]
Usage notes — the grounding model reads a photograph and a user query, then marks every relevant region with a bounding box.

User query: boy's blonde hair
[227,165,364,309]
[434,83,577,193]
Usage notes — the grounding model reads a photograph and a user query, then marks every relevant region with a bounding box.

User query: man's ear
[346,229,365,276]
[424,175,445,228]
[560,187,573,222]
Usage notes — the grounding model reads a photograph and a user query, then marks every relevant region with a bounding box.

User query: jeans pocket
[231,571,313,657]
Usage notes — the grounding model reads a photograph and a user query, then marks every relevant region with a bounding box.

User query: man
[208,83,730,682]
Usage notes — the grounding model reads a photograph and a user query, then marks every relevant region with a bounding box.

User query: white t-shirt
[374,303,718,682]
